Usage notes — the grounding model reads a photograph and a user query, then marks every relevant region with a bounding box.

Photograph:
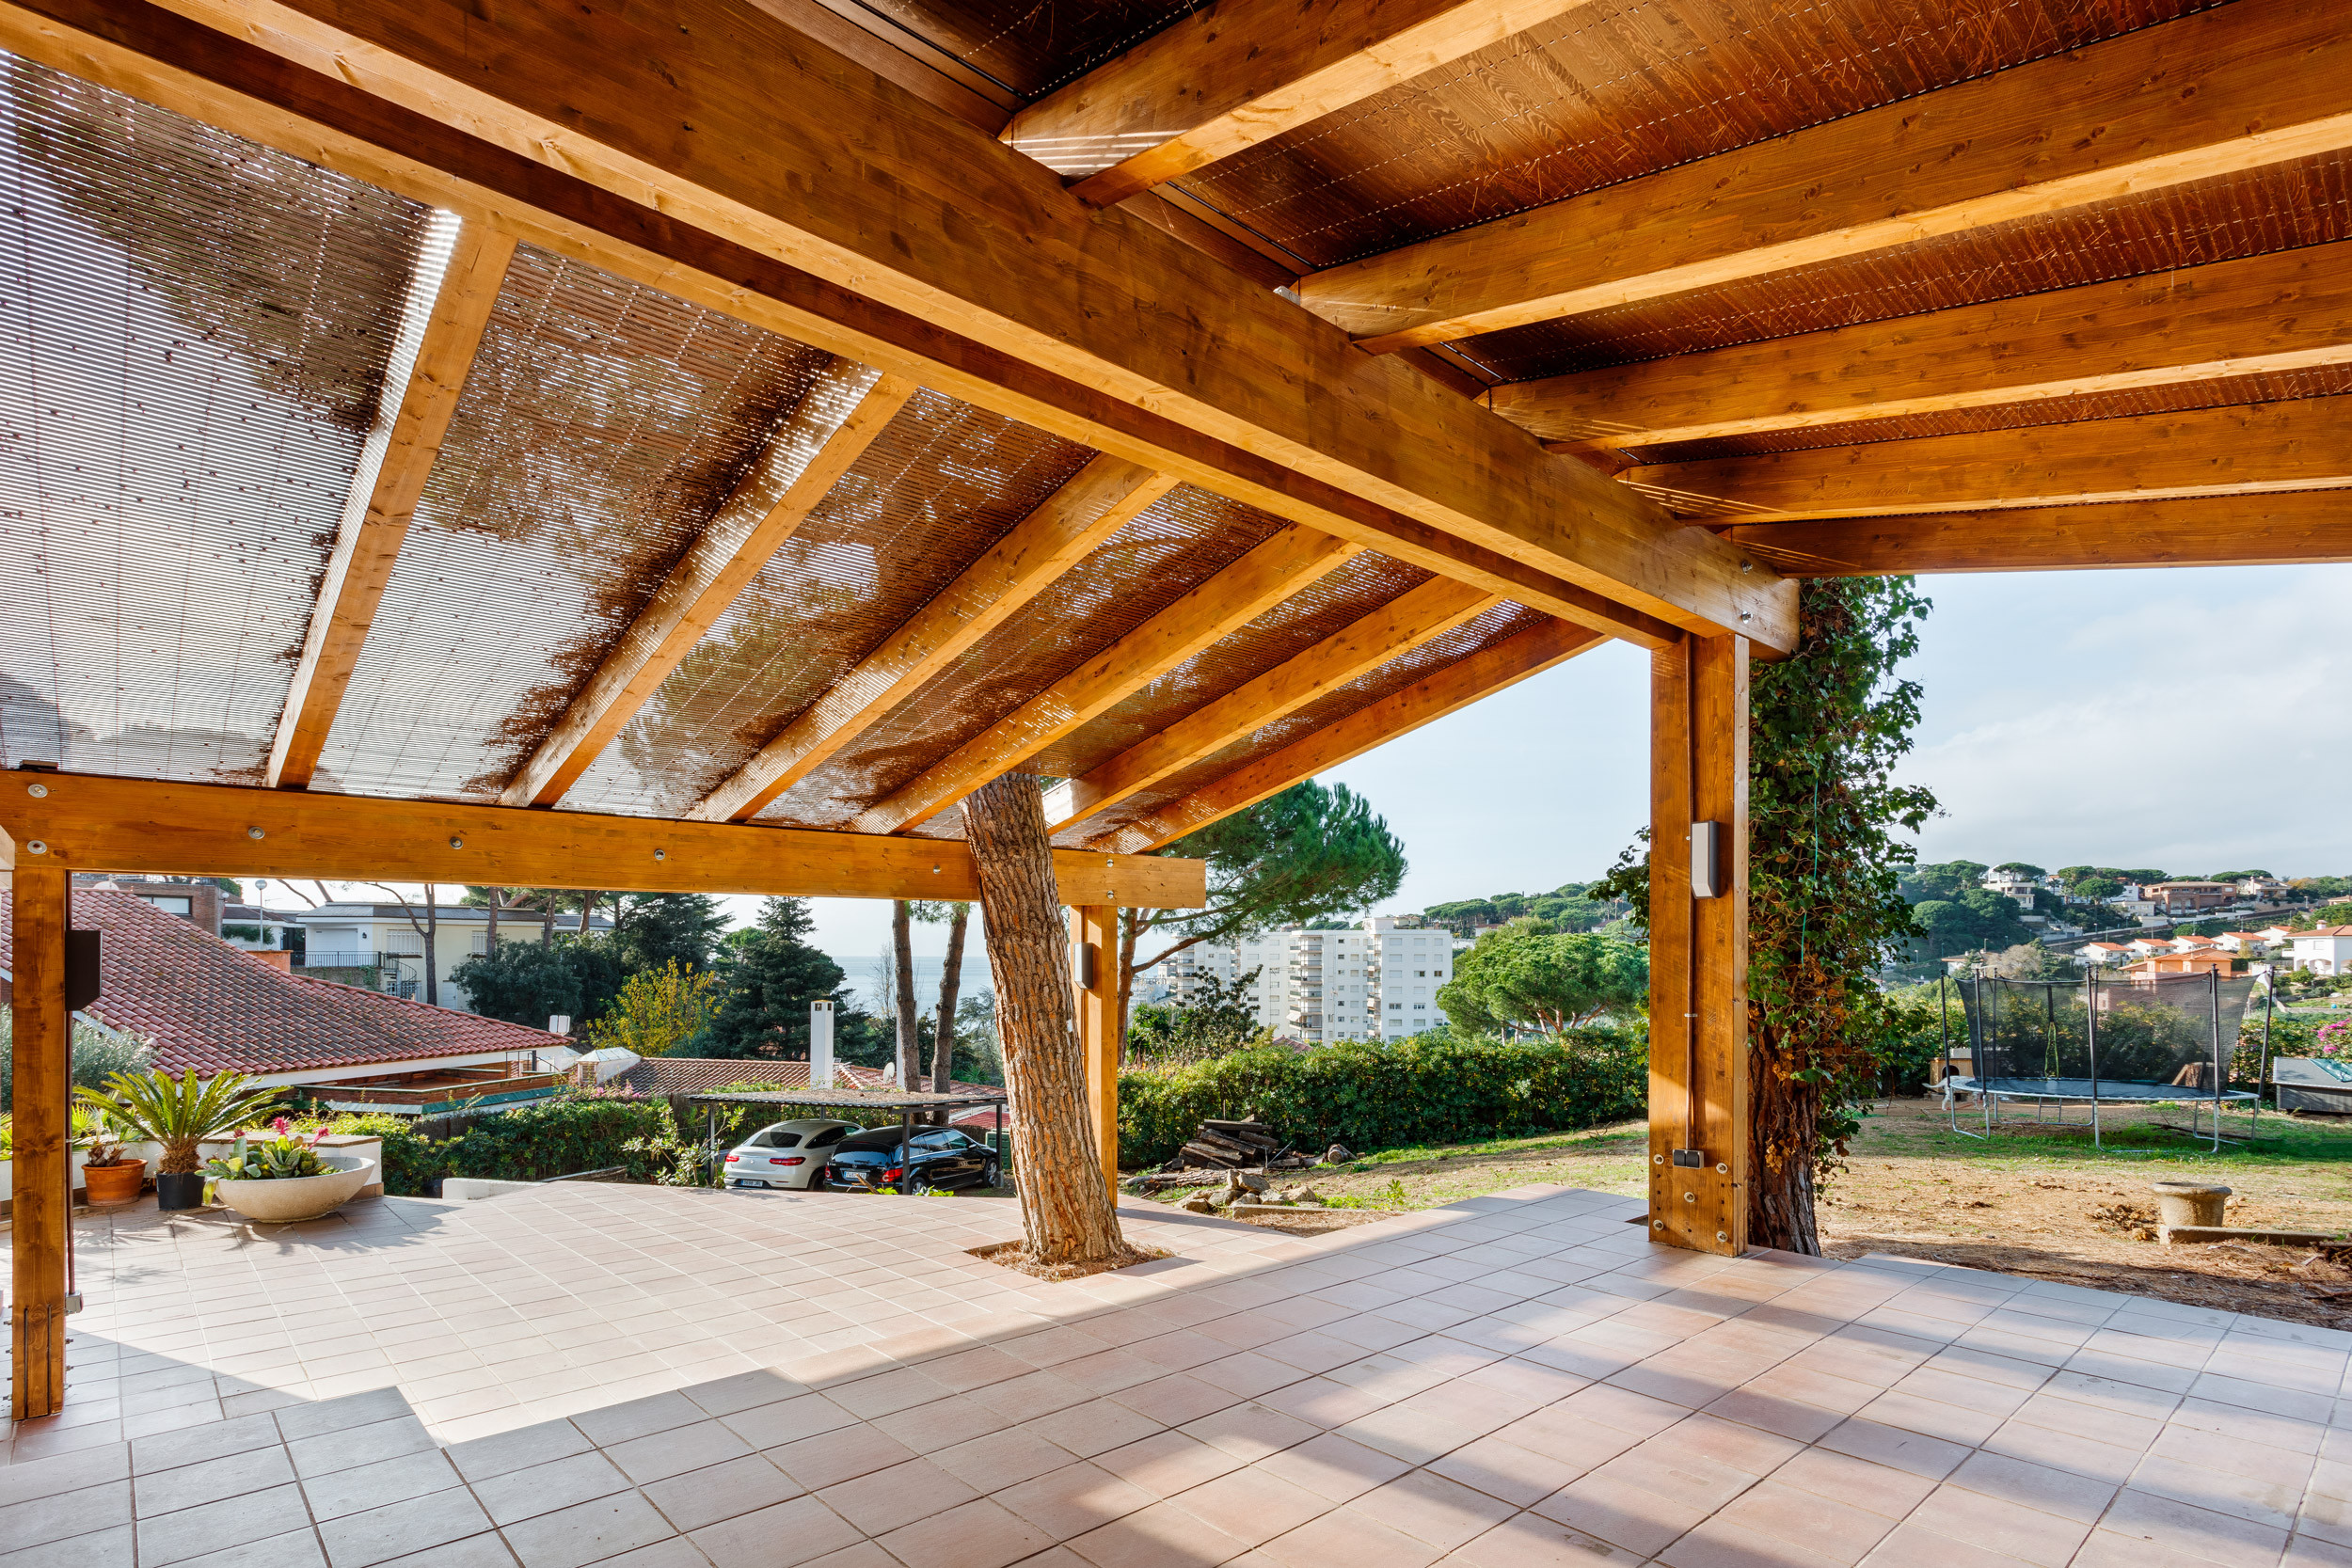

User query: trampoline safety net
[1958,973,2257,1098]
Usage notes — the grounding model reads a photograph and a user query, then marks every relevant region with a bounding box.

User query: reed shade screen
[1065,598,1547,845]
[0,54,433,783]
[751,482,1288,832]
[852,0,1204,101]
[1024,549,1435,781]
[1156,0,2219,275]
[313,243,834,800]
[1453,150,2352,385]
[565,389,1094,819]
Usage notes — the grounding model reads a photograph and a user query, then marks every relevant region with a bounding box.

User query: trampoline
[1940,969,2263,1152]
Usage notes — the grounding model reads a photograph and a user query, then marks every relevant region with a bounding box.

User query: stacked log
[1149,1118,1319,1179]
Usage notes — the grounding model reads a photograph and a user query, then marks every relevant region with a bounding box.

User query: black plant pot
[155,1171,206,1211]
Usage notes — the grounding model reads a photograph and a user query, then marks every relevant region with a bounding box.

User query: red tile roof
[0,890,563,1076]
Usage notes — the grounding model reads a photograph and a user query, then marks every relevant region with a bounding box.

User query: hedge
[326,1091,787,1196]
[1116,1027,1644,1169]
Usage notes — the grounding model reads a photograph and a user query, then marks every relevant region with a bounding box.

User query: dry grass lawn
[1164,1096,2352,1326]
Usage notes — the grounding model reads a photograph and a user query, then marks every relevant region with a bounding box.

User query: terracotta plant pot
[155,1171,207,1211]
[81,1159,146,1206]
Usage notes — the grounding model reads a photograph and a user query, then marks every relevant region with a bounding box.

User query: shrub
[323,1091,783,1195]
[1116,1026,1643,1168]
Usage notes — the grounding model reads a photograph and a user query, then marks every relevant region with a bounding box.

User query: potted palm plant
[79,1069,286,1211]
[75,1109,147,1206]
[201,1121,375,1224]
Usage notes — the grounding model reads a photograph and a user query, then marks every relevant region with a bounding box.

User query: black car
[824,1126,1001,1193]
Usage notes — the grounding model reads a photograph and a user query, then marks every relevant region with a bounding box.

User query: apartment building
[1140,917,1455,1045]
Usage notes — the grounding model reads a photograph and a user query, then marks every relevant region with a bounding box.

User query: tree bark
[962,776,1132,1268]
[931,903,967,1120]
[579,891,598,935]
[1116,909,1139,1065]
[540,893,555,946]
[486,885,501,954]
[1747,1033,1821,1253]
[892,899,919,1087]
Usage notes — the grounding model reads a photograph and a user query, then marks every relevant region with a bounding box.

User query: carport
[694,1085,1013,1193]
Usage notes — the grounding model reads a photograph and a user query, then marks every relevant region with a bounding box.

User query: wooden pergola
[3,0,2346,1418]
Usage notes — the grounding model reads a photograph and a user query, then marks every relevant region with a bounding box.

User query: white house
[1981,868,2041,910]
[299,901,612,1013]
[2284,926,2352,975]
[2079,942,2136,969]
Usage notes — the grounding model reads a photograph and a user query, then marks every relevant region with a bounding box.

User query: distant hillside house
[2284,927,2352,976]
[2135,881,2240,916]
[0,891,567,1113]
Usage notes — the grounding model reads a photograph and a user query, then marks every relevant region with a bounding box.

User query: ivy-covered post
[1647,634,1751,1257]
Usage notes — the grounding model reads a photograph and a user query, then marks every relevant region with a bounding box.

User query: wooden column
[1647,635,1750,1256]
[11,861,71,1419]
[1072,904,1119,1201]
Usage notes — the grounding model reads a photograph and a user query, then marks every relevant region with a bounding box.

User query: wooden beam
[267,217,515,788]
[1004,0,1609,208]
[1087,617,1600,854]
[8,860,69,1420]
[857,527,1361,834]
[0,772,1206,906]
[1626,398,2352,522]
[501,359,915,808]
[1724,493,2352,577]
[691,457,1181,824]
[1645,636,1747,1259]
[1492,245,2352,451]
[2,0,1789,650]
[1042,577,1499,834]
[1072,903,1119,1200]
[1298,2,2352,352]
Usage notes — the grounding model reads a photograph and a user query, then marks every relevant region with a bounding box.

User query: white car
[723,1118,857,1190]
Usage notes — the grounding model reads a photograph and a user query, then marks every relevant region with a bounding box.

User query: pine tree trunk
[541,895,554,946]
[579,891,598,935]
[487,886,501,954]
[1748,1031,1821,1253]
[1116,911,1139,1065]
[962,776,1132,1268]
[931,905,967,1119]
[892,900,919,1087]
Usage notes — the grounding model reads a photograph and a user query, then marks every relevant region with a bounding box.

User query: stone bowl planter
[211,1155,375,1224]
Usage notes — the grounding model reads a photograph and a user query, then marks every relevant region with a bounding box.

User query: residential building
[2216,931,2274,955]
[2284,926,2352,976]
[299,901,612,1012]
[0,891,565,1110]
[1981,867,2041,909]
[2079,942,2136,969]
[2122,951,2241,980]
[2239,877,2289,901]
[2137,880,2239,916]
[1141,918,1455,1045]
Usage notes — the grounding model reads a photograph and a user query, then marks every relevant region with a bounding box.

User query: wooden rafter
[1086,617,1601,854]
[1003,0,1609,209]
[4,0,1789,650]
[1625,398,2352,522]
[0,773,1205,906]
[501,359,915,808]
[266,217,515,788]
[690,457,1181,824]
[1297,1,2352,352]
[856,526,1362,834]
[1726,494,2352,577]
[1491,245,2352,452]
[1041,577,1500,834]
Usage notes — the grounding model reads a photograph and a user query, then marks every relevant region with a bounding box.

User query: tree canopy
[1418,882,1625,936]
[1436,922,1647,1037]
[701,896,875,1061]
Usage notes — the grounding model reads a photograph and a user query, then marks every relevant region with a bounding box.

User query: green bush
[1116,1026,1643,1168]
[324,1091,787,1195]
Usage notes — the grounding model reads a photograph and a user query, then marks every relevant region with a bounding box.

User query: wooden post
[11,861,71,1420]
[1073,903,1119,1202]
[1647,635,1750,1256]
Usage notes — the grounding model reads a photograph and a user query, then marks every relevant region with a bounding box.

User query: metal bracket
[1671,1148,1706,1168]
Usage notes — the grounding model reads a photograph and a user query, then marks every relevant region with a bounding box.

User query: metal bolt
[1741,562,1754,573]
[653,848,666,862]
[1739,611,1753,622]
[448,836,464,850]
[1652,1221,1664,1230]
[26,782,46,798]
[1716,1163,1729,1174]
[1716,1231,1729,1243]
[1683,1192,1696,1203]
[246,825,265,840]
[1653,1154,1664,1165]
[25,839,47,855]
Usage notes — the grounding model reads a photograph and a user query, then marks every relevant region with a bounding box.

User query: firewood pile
[1130,1118,1322,1189]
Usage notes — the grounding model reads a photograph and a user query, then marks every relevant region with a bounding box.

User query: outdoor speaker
[65,928,101,1012]
[1692,821,1725,899]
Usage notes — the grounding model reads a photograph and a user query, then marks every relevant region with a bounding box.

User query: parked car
[723,1118,857,1190]
[824,1125,1001,1194]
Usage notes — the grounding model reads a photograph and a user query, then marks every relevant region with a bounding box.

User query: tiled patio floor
[7,1182,2352,1568]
